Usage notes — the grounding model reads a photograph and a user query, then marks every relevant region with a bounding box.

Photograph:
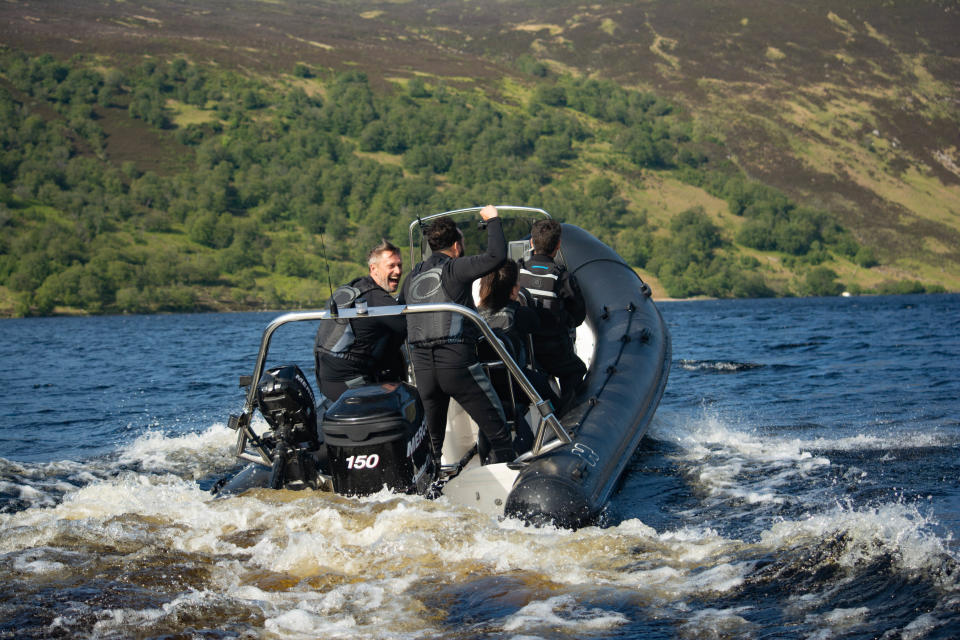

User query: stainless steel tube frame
[406,205,550,265]
[233,302,570,468]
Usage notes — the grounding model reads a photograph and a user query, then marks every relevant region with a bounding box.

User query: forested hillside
[0,0,957,316]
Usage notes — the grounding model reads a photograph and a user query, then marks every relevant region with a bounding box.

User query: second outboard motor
[256,364,319,447]
[321,383,434,496]
[256,364,322,489]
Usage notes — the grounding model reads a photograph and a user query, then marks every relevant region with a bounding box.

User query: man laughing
[313,240,406,401]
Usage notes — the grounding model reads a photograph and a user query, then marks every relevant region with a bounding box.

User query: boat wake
[1,411,957,638]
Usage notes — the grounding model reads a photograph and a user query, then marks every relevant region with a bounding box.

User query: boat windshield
[408,206,551,266]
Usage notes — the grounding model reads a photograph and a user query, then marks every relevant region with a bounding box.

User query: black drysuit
[313,275,406,402]
[517,252,587,413]
[399,218,513,463]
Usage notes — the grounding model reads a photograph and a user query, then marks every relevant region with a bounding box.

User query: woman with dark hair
[478,260,561,453]
[478,260,535,365]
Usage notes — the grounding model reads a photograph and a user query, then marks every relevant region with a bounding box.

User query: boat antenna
[416,214,426,259]
[319,231,338,318]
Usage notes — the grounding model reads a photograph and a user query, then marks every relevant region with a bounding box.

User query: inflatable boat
[214,207,671,529]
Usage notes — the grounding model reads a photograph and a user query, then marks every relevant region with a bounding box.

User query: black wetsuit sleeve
[449,217,507,286]
[357,286,405,380]
[366,287,406,338]
[559,270,587,328]
[397,266,415,305]
[514,304,541,336]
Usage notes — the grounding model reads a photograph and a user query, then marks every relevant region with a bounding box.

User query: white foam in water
[678,607,756,638]
[683,560,753,595]
[655,410,826,465]
[648,407,958,524]
[90,589,224,636]
[0,480,23,496]
[652,407,956,454]
[804,606,871,639]
[117,421,241,476]
[266,608,356,637]
[0,457,111,509]
[2,413,956,638]
[502,594,629,633]
[13,555,66,574]
[1,473,444,637]
[649,410,831,508]
[801,430,954,452]
[1,467,952,638]
[254,582,390,639]
[16,484,47,501]
[760,501,951,576]
[901,613,941,639]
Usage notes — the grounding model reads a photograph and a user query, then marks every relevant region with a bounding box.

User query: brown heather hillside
[2,0,959,292]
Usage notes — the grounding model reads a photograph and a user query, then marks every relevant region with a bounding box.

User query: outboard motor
[255,364,322,489]
[321,382,434,496]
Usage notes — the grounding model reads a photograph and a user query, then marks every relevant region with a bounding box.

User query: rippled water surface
[2,294,958,639]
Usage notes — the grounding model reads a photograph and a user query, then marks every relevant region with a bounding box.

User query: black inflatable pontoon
[503,223,671,527]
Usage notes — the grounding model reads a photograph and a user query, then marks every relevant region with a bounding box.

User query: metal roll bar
[228,302,571,468]
[407,205,551,265]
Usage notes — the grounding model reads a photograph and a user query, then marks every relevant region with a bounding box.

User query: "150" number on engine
[346,454,380,469]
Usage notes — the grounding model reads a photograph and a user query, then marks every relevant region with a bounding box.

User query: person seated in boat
[399,205,515,465]
[517,218,587,414]
[313,239,406,402]
[477,259,561,454]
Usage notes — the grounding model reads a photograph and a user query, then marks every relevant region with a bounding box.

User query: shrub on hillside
[803,266,844,297]
[876,280,926,295]
[854,246,879,268]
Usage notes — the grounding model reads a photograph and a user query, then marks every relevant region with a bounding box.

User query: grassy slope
[463,0,960,291]
[1,0,958,299]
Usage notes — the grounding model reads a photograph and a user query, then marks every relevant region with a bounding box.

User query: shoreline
[4,291,959,319]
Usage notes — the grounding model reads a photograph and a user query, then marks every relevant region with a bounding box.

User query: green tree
[407,76,430,98]
[854,246,878,268]
[803,266,844,297]
[293,62,312,78]
[128,87,171,128]
[187,210,218,247]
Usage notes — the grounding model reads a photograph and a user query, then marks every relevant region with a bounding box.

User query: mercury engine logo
[294,370,315,403]
[406,420,428,458]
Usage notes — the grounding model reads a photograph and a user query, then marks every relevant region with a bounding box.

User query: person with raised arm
[399,205,514,464]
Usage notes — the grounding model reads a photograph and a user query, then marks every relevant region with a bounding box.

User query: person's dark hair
[479,259,519,312]
[425,218,461,252]
[367,239,400,266]
[530,219,562,254]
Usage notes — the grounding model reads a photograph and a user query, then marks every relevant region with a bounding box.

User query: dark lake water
[1,294,958,639]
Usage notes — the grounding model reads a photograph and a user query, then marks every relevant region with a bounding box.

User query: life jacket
[405,255,470,347]
[517,257,564,314]
[314,277,382,362]
[479,303,527,369]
